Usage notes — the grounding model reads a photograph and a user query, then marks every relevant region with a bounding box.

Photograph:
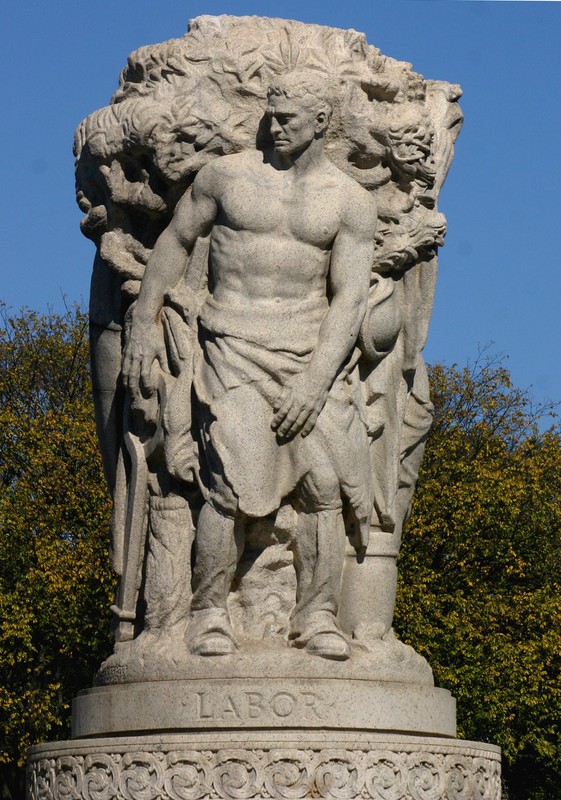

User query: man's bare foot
[305,631,350,661]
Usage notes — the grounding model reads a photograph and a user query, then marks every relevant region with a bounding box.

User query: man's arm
[122,164,219,396]
[272,185,376,439]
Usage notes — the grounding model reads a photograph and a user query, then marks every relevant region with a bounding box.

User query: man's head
[266,72,335,156]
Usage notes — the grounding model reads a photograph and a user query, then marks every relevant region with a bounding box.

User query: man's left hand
[272,372,329,439]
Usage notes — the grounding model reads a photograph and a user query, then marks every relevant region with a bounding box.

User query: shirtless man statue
[122,71,377,661]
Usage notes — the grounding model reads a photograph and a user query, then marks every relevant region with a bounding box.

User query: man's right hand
[121,317,168,401]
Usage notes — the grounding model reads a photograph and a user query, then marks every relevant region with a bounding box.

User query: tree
[1,305,560,800]
[0,304,113,799]
[395,355,561,800]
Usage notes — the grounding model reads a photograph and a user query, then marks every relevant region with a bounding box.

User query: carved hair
[267,71,335,121]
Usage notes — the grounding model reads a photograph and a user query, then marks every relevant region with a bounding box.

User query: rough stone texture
[73,12,463,673]
[94,630,434,686]
[72,679,456,738]
[27,733,501,800]
[27,14,499,800]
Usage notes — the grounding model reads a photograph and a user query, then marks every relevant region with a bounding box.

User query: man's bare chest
[217,175,340,249]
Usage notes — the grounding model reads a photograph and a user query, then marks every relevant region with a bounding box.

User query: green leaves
[0,308,559,799]
[0,305,113,790]
[396,356,561,799]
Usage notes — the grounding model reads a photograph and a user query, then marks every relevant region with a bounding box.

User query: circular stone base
[94,634,435,687]
[27,731,501,800]
[72,678,456,738]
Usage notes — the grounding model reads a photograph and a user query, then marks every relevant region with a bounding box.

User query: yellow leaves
[396,358,561,781]
[0,305,114,776]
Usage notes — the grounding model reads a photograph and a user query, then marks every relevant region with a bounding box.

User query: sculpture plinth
[28,734,500,800]
[27,15,500,799]
[72,681,455,738]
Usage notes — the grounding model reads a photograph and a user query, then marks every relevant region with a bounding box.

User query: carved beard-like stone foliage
[75,15,462,297]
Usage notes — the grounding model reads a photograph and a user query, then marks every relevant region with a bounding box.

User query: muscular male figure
[123,72,377,660]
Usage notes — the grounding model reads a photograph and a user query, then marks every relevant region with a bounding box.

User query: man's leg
[289,507,349,660]
[189,502,244,655]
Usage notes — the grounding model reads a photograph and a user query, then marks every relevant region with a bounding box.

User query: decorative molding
[28,741,501,800]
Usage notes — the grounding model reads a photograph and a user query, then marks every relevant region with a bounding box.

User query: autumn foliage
[0,307,560,799]
[396,357,561,799]
[0,305,113,797]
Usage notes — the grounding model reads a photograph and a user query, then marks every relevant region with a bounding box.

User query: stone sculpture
[27,16,502,800]
[122,68,378,662]
[74,15,463,673]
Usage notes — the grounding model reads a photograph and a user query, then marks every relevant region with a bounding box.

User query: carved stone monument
[27,15,501,800]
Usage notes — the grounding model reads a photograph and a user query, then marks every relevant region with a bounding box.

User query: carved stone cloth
[194,296,373,543]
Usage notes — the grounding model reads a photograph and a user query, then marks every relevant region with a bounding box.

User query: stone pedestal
[72,679,456,739]
[27,649,501,799]
[26,560,501,800]
[27,731,501,799]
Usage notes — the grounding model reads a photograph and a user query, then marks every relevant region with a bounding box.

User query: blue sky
[2,1,560,411]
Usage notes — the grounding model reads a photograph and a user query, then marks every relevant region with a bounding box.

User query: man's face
[266,94,325,156]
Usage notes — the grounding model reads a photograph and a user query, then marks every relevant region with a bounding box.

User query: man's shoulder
[324,161,372,200]
[325,163,376,220]
[190,152,254,200]
[200,150,260,179]
[319,162,377,236]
